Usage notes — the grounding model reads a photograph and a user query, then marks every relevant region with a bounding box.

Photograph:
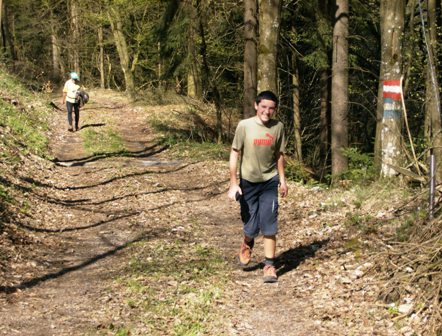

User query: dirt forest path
[0,90,402,335]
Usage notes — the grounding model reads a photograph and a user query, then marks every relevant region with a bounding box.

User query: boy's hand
[279,181,288,198]
[228,184,242,201]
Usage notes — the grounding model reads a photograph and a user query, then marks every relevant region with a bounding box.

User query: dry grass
[376,200,442,335]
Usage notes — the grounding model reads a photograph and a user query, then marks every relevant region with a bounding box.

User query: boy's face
[254,99,277,125]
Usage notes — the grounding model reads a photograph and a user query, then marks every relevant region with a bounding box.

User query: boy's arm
[277,152,288,197]
[228,148,242,200]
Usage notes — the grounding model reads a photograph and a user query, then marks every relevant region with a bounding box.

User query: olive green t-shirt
[232,117,286,183]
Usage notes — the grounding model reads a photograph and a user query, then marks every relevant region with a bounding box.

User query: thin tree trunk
[426,0,442,183]
[51,33,61,80]
[257,0,281,94]
[243,0,257,118]
[187,1,201,98]
[374,71,384,173]
[403,0,417,97]
[108,8,136,99]
[158,41,162,90]
[98,24,105,89]
[3,3,17,63]
[70,0,80,72]
[46,1,62,81]
[292,51,302,162]
[196,0,222,143]
[319,69,329,168]
[0,0,3,49]
[331,0,349,179]
[379,0,405,177]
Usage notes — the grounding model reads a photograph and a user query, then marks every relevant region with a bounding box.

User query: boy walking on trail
[228,90,288,283]
[61,72,81,132]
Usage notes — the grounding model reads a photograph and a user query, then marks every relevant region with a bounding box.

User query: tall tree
[425,0,442,182]
[107,6,135,99]
[186,0,201,98]
[69,0,80,72]
[318,0,333,175]
[257,0,281,93]
[377,0,405,177]
[243,0,257,118]
[98,22,105,89]
[196,0,223,143]
[331,0,349,179]
[2,1,17,63]
[292,47,302,162]
[44,0,63,81]
[0,0,3,50]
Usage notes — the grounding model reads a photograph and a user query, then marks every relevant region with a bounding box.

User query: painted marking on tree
[383,80,401,119]
[383,80,401,100]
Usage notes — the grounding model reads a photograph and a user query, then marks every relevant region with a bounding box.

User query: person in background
[61,72,81,132]
[227,90,288,283]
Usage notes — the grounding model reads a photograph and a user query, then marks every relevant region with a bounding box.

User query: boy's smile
[255,99,276,125]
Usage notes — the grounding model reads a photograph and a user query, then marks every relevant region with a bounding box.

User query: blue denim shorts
[239,175,279,237]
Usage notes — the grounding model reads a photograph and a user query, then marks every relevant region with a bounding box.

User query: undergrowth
[0,67,51,159]
[82,127,126,156]
[148,110,230,161]
[0,66,52,225]
[110,239,229,335]
[337,178,440,335]
[378,214,442,335]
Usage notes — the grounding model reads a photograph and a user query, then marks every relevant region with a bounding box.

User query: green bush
[285,158,317,184]
[341,147,376,182]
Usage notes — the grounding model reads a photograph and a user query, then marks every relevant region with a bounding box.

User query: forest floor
[0,90,419,335]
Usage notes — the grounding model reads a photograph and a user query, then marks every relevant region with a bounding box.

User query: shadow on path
[78,123,106,130]
[13,185,227,234]
[52,143,169,167]
[276,239,329,277]
[21,162,192,191]
[0,228,167,294]
[241,239,330,277]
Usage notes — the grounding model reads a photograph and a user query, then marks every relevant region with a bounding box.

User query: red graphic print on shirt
[253,133,274,146]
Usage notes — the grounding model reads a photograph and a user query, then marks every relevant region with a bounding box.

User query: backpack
[75,90,89,107]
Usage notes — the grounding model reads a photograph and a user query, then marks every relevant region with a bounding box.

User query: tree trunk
[98,24,105,89]
[257,0,281,94]
[108,8,136,99]
[374,71,384,173]
[331,0,349,179]
[158,41,162,89]
[46,1,62,82]
[379,0,405,177]
[320,68,329,171]
[196,0,223,143]
[243,0,257,118]
[70,0,80,72]
[0,0,3,49]
[426,0,442,183]
[292,51,302,162]
[51,32,61,81]
[3,3,17,63]
[187,1,201,98]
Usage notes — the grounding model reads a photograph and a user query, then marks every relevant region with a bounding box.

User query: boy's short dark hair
[255,90,278,107]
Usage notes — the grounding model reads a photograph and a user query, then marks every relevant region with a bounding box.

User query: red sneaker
[263,265,278,283]
[239,242,252,266]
